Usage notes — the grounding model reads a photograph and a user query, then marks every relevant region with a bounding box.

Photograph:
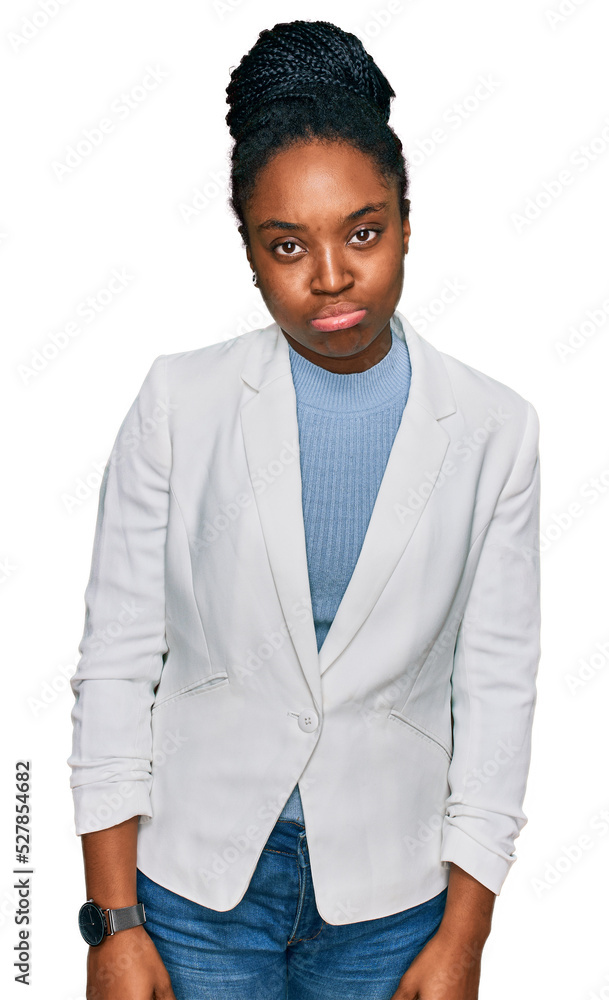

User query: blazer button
[298,709,319,732]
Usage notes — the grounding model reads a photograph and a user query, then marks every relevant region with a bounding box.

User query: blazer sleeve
[67,355,171,835]
[439,399,541,894]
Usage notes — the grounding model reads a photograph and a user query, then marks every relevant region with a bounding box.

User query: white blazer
[68,310,541,925]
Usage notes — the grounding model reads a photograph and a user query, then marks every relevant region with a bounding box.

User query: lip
[310,303,368,333]
[311,302,366,320]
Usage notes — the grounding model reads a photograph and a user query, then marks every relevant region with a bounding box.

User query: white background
[2,0,608,997]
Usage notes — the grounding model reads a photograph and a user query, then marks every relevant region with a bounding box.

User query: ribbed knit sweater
[278,316,412,823]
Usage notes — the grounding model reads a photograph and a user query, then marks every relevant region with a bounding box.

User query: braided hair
[225,20,410,248]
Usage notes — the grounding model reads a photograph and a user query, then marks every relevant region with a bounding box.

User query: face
[243,139,410,372]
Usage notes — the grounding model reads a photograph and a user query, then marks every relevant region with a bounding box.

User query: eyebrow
[256,201,389,233]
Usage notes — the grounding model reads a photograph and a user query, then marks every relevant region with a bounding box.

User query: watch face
[78,902,106,946]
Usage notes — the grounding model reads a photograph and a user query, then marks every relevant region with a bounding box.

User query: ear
[402,214,411,256]
[245,245,254,271]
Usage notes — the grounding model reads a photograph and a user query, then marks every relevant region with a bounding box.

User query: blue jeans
[136,818,447,999]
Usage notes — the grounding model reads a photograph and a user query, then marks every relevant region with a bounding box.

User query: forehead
[246,139,394,220]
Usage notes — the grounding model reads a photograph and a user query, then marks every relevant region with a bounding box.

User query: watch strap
[106,902,146,934]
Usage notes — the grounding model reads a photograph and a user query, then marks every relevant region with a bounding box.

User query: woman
[69,20,541,1000]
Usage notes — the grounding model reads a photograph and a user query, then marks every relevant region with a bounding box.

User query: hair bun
[226,19,395,141]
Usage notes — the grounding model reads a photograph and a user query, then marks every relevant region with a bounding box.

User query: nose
[310,245,354,295]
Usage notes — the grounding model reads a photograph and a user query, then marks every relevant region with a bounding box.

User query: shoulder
[162,326,260,369]
[435,332,529,398]
[398,315,540,485]
[439,348,540,488]
[149,326,264,392]
[400,313,539,437]
[440,346,537,422]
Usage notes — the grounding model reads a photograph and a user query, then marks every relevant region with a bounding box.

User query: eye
[273,240,306,257]
[348,227,381,245]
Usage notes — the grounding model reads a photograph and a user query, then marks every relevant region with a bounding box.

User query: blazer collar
[240,309,456,421]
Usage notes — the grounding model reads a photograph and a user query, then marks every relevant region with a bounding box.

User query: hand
[86,925,176,1000]
[391,925,483,999]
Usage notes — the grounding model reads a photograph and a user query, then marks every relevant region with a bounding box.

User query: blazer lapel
[240,327,321,703]
[239,311,457,693]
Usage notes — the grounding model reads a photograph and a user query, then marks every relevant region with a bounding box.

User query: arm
[439,861,495,949]
[68,355,171,834]
[82,816,139,908]
[82,818,176,1000]
[440,399,541,892]
[68,357,176,997]
[396,400,541,999]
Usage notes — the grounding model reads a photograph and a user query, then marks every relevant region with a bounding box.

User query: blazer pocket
[151,672,230,714]
[387,709,453,762]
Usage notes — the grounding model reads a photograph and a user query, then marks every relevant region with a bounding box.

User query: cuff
[72,779,153,835]
[440,823,516,895]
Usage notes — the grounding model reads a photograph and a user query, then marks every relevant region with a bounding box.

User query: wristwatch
[78,898,146,946]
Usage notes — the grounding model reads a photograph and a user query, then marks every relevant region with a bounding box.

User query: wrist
[85,893,139,909]
[435,913,492,951]
[78,898,146,947]
[91,922,148,948]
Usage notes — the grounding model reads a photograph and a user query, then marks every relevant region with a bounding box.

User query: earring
[252,270,258,285]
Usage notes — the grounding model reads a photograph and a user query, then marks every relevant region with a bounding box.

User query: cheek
[259,273,303,319]
[362,243,404,289]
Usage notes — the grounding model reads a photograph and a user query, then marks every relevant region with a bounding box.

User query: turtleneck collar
[287,315,411,414]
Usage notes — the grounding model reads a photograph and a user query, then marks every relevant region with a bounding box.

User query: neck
[282,321,392,373]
